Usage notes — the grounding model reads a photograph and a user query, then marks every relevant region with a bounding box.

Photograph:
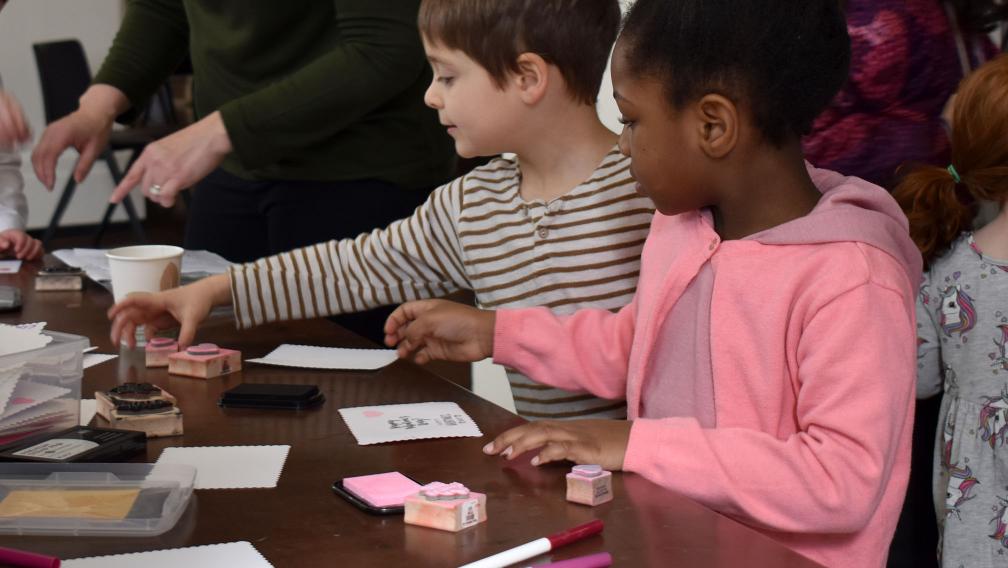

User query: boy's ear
[513,53,550,105]
[694,94,738,159]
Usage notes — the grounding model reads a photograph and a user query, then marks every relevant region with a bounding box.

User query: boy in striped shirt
[108,0,654,421]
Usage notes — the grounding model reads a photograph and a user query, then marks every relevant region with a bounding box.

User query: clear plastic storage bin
[0,462,196,536]
[0,331,89,444]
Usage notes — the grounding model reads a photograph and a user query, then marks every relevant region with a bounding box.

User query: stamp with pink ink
[404,481,487,532]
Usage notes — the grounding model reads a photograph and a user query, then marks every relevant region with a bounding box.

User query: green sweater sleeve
[218,0,429,171]
[92,0,189,116]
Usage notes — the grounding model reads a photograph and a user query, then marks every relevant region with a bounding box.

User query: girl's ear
[694,94,738,159]
[513,53,550,105]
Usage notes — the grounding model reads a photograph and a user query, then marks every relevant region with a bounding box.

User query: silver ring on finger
[149,184,162,196]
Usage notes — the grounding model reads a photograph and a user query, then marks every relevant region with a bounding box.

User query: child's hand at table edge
[483,419,633,471]
[107,274,230,348]
[0,229,43,260]
[383,299,496,365]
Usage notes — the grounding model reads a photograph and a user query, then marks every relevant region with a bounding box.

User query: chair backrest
[32,39,92,125]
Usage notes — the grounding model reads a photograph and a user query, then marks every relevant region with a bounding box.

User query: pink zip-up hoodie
[493,165,922,568]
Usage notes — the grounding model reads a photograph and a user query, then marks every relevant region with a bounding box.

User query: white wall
[595,0,635,134]
[0,0,143,231]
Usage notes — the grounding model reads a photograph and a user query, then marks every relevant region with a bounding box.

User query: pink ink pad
[343,472,421,508]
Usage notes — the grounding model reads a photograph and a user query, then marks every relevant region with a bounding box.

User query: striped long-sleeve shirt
[229,146,654,419]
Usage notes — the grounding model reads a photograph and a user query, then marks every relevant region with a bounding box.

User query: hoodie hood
[747,163,923,288]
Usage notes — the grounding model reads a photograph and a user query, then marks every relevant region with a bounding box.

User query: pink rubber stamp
[145,337,179,368]
[566,464,613,506]
[167,343,241,379]
[404,481,487,532]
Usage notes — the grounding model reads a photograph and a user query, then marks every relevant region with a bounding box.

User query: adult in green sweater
[31,0,455,340]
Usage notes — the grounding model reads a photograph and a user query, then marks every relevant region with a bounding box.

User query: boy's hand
[0,229,43,260]
[107,274,230,348]
[483,420,633,471]
[383,299,495,365]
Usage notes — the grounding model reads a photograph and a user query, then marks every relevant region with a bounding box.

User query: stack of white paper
[52,248,232,284]
[0,323,74,439]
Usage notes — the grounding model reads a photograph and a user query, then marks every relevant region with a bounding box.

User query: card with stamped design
[338,402,482,445]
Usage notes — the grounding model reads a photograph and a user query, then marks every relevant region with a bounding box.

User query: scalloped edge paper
[154,445,290,489]
[338,402,483,445]
[64,541,273,567]
[245,344,397,370]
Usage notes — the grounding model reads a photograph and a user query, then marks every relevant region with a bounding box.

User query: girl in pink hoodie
[385,1,922,566]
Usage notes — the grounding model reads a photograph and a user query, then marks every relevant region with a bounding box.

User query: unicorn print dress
[918,233,1008,567]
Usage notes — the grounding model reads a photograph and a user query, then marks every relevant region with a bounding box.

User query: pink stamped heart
[11,397,34,405]
[363,410,383,418]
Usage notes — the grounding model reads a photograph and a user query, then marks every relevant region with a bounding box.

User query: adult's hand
[0,91,30,150]
[109,111,232,208]
[31,85,128,190]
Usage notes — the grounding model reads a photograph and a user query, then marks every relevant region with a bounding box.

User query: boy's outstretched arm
[230,179,469,329]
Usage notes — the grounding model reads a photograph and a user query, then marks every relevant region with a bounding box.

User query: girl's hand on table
[483,419,633,471]
[384,299,496,365]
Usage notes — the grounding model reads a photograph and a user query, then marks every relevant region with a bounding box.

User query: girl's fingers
[532,441,576,466]
[488,422,566,461]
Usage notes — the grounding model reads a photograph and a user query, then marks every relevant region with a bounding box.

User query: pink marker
[458,520,603,568]
[0,545,60,567]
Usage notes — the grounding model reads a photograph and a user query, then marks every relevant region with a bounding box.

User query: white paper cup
[106,245,184,302]
[106,245,184,347]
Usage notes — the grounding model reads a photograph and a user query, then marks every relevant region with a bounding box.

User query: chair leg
[93,202,117,246]
[96,150,146,245]
[41,169,79,249]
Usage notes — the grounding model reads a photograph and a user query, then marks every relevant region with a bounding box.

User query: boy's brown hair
[894,55,1008,267]
[418,0,621,106]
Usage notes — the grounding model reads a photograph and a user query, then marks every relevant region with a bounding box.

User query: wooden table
[0,262,821,567]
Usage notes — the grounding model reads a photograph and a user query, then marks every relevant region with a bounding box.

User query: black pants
[887,395,941,568]
[184,168,434,343]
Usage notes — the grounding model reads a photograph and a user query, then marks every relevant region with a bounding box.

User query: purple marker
[530,552,612,568]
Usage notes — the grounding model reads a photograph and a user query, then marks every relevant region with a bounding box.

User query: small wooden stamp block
[404,482,487,532]
[167,343,241,379]
[145,337,179,367]
[34,266,84,291]
[566,464,613,506]
[95,382,183,438]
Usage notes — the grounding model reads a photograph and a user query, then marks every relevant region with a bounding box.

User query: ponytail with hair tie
[948,164,962,183]
[894,55,1008,268]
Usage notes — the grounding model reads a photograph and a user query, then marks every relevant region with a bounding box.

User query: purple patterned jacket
[803,1,994,189]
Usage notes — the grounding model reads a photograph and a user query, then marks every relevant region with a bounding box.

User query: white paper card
[246,344,398,370]
[0,260,21,274]
[79,399,97,426]
[0,323,52,357]
[0,381,69,421]
[338,402,483,445]
[83,353,118,369]
[155,445,290,489]
[0,401,68,432]
[64,541,274,568]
